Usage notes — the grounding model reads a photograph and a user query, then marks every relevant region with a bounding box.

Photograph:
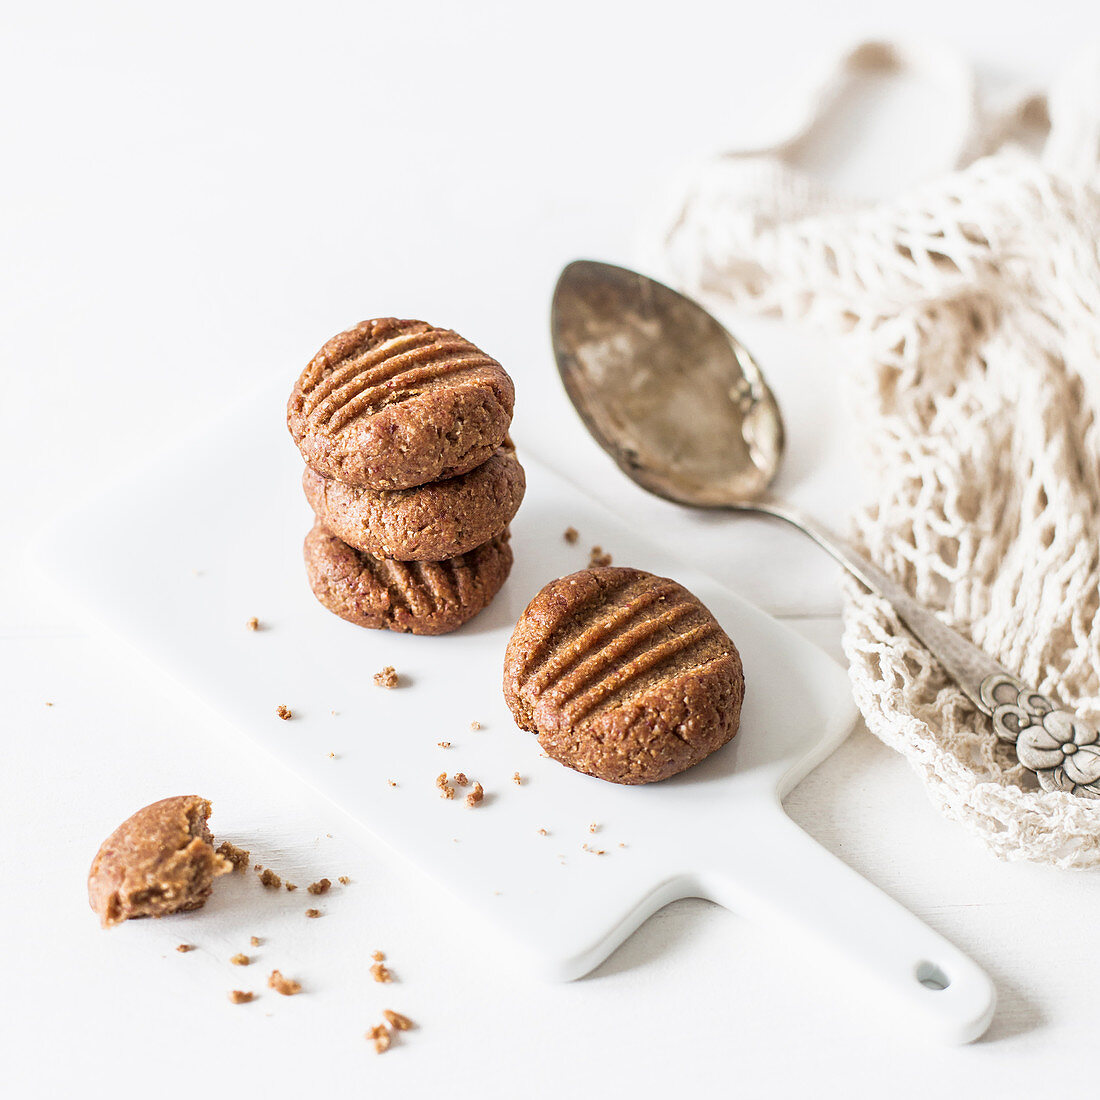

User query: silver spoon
[551,259,1100,798]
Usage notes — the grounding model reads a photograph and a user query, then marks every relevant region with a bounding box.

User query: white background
[4,2,1099,1096]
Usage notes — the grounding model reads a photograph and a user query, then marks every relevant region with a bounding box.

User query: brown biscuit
[302,445,525,561]
[503,567,744,784]
[288,318,515,490]
[304,523,513,635]
[88,796,232,928]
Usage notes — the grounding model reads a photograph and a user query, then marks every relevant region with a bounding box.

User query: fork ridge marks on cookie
[547,605,703,721]
[295,318,505,430]
[304,523,513,635]
[519,574,682,694]
[510,568,731,725]
[510,568,645,686]
[321,341,499,431]
[357,548,491,620]
[288,317,515,490]
[300,321,437,414]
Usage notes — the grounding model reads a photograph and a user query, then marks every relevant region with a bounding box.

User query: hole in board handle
[916,960,950,991]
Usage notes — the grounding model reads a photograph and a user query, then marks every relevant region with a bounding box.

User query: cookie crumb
[372,950,385,962]
[388,780,397,787]
[563,527,579,544]
[383,1009,414,1031]
[258,869,282,889]
[267,970,301,996]
[307,878,331,896]
[437,773,455,800]
[216,841,250,872]
[513,772,522,785]
[437,741,451,749]
[373,665,399,689]
[229,990,254,1004]
[285,882,297,892]
[371,962,394,983]
[230,953,250,966]
[338,876,350,885]
[45,701,54,707]
[275,704,292,720]
[589,546,612,568]
[469,720,481,730]
[250,936,261,947]
[537,828,548,836]
[466,782,484,807]
[176,944,195,953]
[582,843,606,855]
[368,1026,392,1053]
[246,617,259,631]
[589,823,599,834]
[305,908,321,918]
[453,772,469,787]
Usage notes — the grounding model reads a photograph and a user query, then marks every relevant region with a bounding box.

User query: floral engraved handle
[749,501,1100,802]
[980,675,1100,798]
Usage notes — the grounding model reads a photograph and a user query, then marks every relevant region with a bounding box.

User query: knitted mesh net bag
[649,42,1100,867]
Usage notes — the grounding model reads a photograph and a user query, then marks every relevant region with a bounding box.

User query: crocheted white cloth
[649,42,1100,867]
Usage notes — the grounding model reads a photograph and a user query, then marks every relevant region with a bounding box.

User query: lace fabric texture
[650,44,1100,867]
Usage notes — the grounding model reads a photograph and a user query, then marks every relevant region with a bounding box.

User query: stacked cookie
[288,318,524,635]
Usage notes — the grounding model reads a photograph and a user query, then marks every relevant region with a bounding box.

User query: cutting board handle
[698,808,996,1043]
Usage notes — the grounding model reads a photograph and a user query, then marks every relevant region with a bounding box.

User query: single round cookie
[88,795,232,928]
[302,445,525,561]
[503,567,744,784]
[304,522,513,635]
[288,317,515,490]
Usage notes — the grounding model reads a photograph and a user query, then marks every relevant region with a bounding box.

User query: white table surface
[4,3,1099,1096]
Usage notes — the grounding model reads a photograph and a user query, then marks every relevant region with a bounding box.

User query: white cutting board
[34,383,994,1043]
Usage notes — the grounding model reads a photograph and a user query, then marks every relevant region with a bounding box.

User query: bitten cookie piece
[288,318,515,490]
[304,523,513,635]
[88,796,232,928]
[302,445,525,561]
[503,567,744,784]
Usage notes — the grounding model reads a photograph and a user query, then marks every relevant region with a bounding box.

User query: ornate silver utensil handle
[747,498,1100,798]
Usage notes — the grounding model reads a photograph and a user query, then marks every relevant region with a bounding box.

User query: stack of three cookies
[287,318,524,635]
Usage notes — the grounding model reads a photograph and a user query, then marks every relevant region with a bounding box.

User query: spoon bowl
[551,260,783,507]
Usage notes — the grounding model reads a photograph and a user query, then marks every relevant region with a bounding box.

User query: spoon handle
[750,500,1100,797]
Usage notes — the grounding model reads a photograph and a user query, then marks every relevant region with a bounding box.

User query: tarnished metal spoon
[551,259,1100,797]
